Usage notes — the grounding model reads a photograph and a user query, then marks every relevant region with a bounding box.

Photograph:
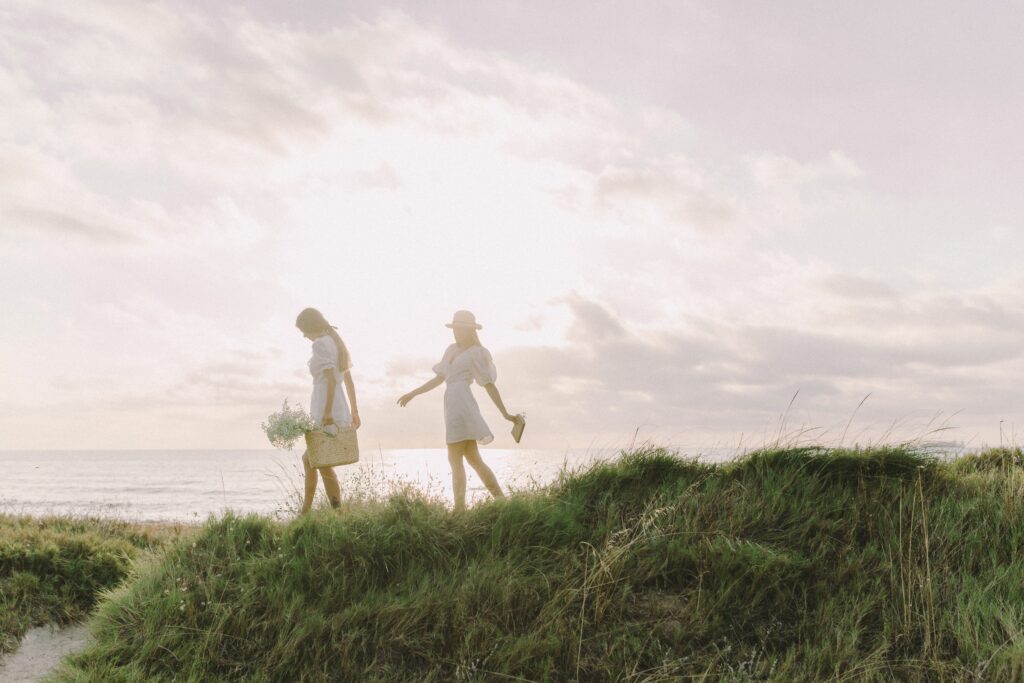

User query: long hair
[296,307,352,371]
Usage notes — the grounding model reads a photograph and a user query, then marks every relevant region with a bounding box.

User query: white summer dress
[308,335,353,428]
[433,344,498,445]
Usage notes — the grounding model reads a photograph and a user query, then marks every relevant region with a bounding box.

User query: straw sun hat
[445,310,483,330]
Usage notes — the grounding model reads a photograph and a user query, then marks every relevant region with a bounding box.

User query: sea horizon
[0,442,976,524]
[0,447,634,523]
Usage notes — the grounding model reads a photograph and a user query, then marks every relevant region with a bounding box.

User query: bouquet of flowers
[262,400,315,450]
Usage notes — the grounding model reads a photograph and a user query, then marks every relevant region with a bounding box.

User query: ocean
[0,447,736,522]
[0,442,969,522]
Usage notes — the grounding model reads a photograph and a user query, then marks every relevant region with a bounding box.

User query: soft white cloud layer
[0,1,1019,450]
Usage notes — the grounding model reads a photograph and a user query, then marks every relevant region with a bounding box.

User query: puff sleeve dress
[433,344,498,445]
[308,335,353,428]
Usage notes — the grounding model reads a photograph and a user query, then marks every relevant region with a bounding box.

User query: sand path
[0,624,90,683]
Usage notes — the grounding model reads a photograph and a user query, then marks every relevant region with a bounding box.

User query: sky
[1,1,1021,451]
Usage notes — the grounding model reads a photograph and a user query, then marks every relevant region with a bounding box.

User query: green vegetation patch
[0,515,185,654]
[50,446,1024,681]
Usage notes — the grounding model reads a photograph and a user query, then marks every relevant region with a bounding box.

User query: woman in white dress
[296,308,360,513]
[398,310,519,512]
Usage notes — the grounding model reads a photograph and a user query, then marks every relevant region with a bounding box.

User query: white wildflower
[261,400,315,450]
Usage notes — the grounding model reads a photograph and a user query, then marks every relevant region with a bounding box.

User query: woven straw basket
[305,424,359,468]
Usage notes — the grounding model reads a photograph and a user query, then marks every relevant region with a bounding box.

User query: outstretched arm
[398,375,445,407]
[484,383,517,422]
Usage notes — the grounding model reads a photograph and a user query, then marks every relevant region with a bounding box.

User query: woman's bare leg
[301,451,318,514]
[464,441,504,499]
[320,466,341,508]
[448,442,468,513]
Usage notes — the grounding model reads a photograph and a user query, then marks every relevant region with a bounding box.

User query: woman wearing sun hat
[398,310,521,512]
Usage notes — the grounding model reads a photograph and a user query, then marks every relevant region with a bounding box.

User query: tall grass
[42,445,1024,680]
[0,515,186,654]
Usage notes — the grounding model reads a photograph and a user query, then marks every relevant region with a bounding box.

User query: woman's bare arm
[322,368,336,425]
[484,383,516,422]
[398,375,445,407]
[343,371,360,429]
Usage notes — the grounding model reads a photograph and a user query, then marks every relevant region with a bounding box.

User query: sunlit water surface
[0,441,969,522]
[0,447,743,522]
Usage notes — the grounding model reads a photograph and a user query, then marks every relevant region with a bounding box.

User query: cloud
[591,157,737,231]
[0,2,1019,451]
[353,163,402,190]
[3,206,134,242]
[485,288,1024,447]
[559,293,626,343]
[822,273,897,300]
[0,4,634,248]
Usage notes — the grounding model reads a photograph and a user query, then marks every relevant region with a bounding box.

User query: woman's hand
[396,377,442,408]
[322,415,336,427]
[351,411,361,429]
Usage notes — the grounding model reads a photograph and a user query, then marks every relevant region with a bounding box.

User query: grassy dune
[28,445,1024,681]
[0,516,186,655]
